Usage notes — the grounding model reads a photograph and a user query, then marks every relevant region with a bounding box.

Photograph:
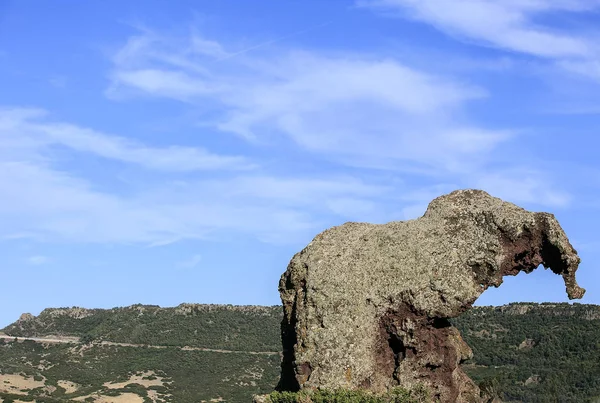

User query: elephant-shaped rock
[277,189,584,402]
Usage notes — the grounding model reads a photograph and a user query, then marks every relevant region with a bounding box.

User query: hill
[3,303,282,352]
[453,302,600,403]
[0,304,282,403]
[1,302,599,402]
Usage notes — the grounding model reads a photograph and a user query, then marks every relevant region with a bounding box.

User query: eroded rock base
[377,306,480,402]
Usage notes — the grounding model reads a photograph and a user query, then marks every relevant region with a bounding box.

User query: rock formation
[277,189,584,402]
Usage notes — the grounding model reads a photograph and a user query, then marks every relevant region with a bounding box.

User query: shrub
[267,386,431,403]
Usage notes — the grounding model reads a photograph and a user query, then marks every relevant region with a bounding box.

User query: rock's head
[277,189,584,402]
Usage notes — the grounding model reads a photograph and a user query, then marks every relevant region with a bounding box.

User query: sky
[1,0,599,327]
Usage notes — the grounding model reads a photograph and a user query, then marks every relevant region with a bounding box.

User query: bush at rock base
[265,386,431,403]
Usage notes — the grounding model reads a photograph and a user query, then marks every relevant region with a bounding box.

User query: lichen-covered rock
[277,189,584,402]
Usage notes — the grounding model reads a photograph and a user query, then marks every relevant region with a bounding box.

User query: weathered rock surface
[277,189,584,402]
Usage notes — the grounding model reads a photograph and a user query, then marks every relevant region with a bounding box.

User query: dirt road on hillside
[0,333,280,356]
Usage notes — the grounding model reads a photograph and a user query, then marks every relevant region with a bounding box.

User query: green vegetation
[1,302,599,402]
[266,386,431,403]
[1,304,282,402]
[0,339,280,402]
[3,304,282,352]
[452,302,600,403]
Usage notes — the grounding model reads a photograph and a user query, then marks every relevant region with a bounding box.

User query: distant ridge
[6,301,599,333]
[471,302,600,320]
[3,302,282,352]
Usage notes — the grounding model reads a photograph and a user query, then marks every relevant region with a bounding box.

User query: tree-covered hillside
[3,303,282,352]
[452,303,600,403]
[2,302,599,402]
[0,339,281,402]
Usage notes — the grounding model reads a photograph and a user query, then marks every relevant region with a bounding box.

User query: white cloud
[357,0,600,58]
[0,160,185,244]
[193,175,390,206]
[107,29,514,174]
[109,69,218,100]
[559,59,600,81]
[0,25,571,246]
[0,111,402,244]
[354,0,600,139]
[470,169,571,208]
[103,27,572,208]
[0,107,254,171]
[0,107,566,246]
[0,157,386,244]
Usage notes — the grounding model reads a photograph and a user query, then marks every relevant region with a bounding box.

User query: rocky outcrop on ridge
[277,189,584,402]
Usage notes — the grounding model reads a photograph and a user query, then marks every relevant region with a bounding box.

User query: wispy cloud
[107,28,515,174]
[105,27,570,208]
[356,1,600,118]
[0,107,253,171]
[472,169,571,208]
[0,107,403,244]
[356,0,600,58]
[354,0,600,96]
[559,59,600,81]
[0,23,572,247]
[0,155,399,245]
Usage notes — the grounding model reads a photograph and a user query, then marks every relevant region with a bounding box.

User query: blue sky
[1,0,599,326]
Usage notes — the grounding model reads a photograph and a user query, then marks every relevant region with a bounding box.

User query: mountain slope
[452,303,600,403]
[3,303,282,352]
[1,302,599,403]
